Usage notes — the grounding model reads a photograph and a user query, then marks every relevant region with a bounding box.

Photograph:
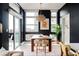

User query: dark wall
[0,4,2,22]
[20,8,23,43]
[22,10,25,41]
[0,33,2,48]
[57,11,61,41]
[20,7,25,42]
[0,3,25,50]
[39,10,51,36]
[0,4,3,48]
[59,3,79,43]
[57,11,60,24]
[0,3,9,50]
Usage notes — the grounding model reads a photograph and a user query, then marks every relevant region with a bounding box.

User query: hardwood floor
[15,41,61,56]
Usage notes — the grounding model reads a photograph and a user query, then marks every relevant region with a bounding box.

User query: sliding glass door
[9,14,14,50]
[14,17,20,49]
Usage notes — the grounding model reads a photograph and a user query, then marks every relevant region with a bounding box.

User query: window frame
[51,12,57,33]
[25,11,39,33]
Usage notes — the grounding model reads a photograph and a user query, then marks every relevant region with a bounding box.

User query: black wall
[59,3,79,43]
[0,4,3,48]
[57,11,61,41]
[39,10,51,36]
[22,10,26,41]
[0,3,26,50]
[0,3,9,50]
[20,7,26,42]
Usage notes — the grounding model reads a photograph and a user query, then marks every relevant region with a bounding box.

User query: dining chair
[34,39,49,56]
[59,42,67,56]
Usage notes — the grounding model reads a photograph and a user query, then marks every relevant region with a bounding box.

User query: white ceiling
[19,3,65,12]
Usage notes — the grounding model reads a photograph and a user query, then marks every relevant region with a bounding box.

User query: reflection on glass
[14,17,20,48]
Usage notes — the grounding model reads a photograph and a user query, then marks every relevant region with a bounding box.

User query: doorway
[9,14,21,50]
[60,13,70,44]
[9,14,14,50]
[14,17,20,49]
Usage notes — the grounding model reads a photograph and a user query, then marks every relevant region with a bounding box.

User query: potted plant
[51,24,61,40]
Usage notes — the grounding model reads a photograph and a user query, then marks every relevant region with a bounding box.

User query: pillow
[12,52,22,56]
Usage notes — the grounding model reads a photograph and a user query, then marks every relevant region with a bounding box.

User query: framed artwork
[40,18,49,30]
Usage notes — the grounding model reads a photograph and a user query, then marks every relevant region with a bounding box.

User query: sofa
[0,51,24,56]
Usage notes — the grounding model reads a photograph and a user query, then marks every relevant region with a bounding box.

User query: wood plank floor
[15,41,61,56]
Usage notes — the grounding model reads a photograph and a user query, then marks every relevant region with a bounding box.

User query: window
[26,12,38,16]
[9,14,14,50]
[25,11,39,32]
[26,18,38,24]
[14,17,20,49]
[51,12,57,32]
[51,12,57,17]
[9,14,13,33]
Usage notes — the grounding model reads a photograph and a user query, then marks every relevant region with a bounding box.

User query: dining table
[31,35,52,52]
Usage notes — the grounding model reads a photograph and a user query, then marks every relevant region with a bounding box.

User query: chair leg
[36,46,38,56]
[43,46,46,56]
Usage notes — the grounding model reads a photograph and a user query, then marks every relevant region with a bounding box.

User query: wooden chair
[59,42,75,56]
[59,42,67,56]
[65,45,71,56]
[34,39,49,56]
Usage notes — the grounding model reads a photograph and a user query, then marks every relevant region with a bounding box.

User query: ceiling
[19,3,65,12]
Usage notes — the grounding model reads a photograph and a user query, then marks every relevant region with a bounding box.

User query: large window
[9,14,14,50]
[14,17,20,49]
[51,12,57,32]
[26,12,38,16]
[9,14,13,33]
[25,11,39,32]
[25,11,39,40]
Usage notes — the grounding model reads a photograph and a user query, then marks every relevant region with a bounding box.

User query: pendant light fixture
[37,3,46,22]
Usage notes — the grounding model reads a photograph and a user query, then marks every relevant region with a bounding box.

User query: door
[60,14,70,44]
[14,17,20,49]
[9,14,14,50]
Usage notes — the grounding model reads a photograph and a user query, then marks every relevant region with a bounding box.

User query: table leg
[31,39,34,52]
[49,39,51,52]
